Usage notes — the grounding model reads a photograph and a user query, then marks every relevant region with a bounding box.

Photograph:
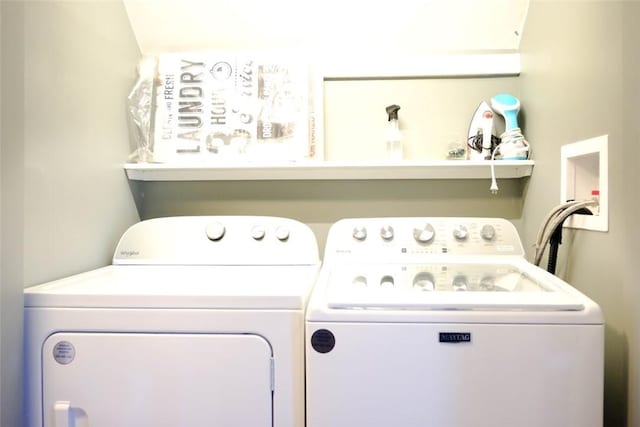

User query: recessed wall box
[560,135,608,232]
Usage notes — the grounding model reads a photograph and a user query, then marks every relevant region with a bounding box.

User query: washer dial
[413,272,435,291]
[452,225,469,241]
[481,224,497,241]
[380,225,395,241]
[413,223,436,243]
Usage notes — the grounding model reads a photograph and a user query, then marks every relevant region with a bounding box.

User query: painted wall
[1,4,25,425]
[0,2,141,425]
[622,3,640,425]
[520,2,639,425]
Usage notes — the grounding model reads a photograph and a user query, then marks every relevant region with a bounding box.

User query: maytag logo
[439,332,471,344]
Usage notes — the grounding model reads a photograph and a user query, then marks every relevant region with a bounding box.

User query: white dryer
[24,216,320,427]
[306,217,604,427]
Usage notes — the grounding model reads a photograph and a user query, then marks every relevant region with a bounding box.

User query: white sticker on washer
[52,341,76,365]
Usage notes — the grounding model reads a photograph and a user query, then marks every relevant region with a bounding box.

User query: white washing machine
[24,216,320,427]
[306,217,604,427]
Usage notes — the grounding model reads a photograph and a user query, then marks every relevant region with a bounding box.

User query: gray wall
[520,2,639,425]
[623,3,640,424]
[1,3,25,425]
[0,2,141,425]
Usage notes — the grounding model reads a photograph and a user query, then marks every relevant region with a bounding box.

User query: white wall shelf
[124,160,534,182]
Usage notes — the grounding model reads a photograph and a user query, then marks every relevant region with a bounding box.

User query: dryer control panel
[113,216,319,266]
[324,217,525,264]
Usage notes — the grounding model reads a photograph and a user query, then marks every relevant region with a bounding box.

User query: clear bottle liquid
[385,104,402,161]
[386,119,402,161]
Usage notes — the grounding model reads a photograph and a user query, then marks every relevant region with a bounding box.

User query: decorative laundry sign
[152,52,314,163]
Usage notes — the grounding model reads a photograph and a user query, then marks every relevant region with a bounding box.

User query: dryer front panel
[42,332,273,427]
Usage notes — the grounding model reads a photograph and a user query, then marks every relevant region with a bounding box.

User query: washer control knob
[205,222,226,241]
[413,223,435,243]
[480,224,496,241]
[275,226,290,242]
[380,275,395,288]
[251,225,266,241]
[352,226,367,241]
[452,225,469,241]
[480,275,496,291]
[413,272,435,291]
[352,276,368,287]
[452,275,468,291]
[380,225,395,241]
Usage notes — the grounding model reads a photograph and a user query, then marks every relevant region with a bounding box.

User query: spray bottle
[385,104,402,161]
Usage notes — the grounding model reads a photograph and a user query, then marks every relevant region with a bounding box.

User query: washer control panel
[325,217,524,263]
[114,216,319,265]
[329,263,546,294]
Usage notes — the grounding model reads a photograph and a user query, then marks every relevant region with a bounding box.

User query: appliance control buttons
[480,224,496,241]
[275,226,290,241]
[205,222,226,241]
[352,226,367,241]
[480,276,496,291]
[353,276,368,287]
[413,223,436,243]
[380,275,395,288]
[380,225,395,241]
[452,275,468,291]
[251,225,266,241]
[452,225,469,241]
[413,272,435,291]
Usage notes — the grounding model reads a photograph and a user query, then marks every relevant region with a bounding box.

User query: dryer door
[42,333,273,427]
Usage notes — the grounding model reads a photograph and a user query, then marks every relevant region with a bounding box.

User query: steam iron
[490,93,529,160]
[467,101,498,160]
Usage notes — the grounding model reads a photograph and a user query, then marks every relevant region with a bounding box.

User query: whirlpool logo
[439,332,472,344]
[119,250,140,258]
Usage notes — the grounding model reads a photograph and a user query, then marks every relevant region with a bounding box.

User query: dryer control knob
[205,222,226,241]
[452,225,469,241]
[413,224,435,243]
[380,225,395,241]
[251,225,266,241]
[352,226,367,241]
[275,226,290,242]
[481,224,496,241]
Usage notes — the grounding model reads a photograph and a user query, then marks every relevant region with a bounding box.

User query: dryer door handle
[53,400,89,427]
[54,401,71,427]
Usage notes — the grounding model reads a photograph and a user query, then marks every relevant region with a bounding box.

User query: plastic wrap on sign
[127,52,319,164]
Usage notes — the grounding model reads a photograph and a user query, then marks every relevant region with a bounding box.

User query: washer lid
[24,265,319,309]
[325,262,587,312]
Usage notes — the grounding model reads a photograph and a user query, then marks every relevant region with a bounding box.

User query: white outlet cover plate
[560,135,608,232]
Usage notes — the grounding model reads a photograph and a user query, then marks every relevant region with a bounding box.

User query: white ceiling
[124,0,529,55]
